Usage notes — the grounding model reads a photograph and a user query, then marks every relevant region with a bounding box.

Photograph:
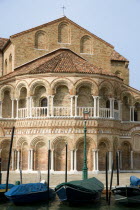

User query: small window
[5,59,7,74]
[9,54,12,72]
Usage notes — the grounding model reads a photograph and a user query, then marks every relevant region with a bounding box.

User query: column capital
[92,149,99,152]
[70,95,75,98]
[75,95,78,98]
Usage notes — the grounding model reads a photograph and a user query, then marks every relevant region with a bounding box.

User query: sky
[0,0,140,90]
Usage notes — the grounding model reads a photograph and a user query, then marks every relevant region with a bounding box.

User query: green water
[0,197,138,210]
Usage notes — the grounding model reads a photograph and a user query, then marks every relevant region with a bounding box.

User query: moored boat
[112,176,140,204]
[0,184,14,201]
[5,182,55,205]
[55,177,104,204]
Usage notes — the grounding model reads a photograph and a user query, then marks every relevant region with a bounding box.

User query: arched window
[114,100,118,110]
[106,100,110,108]
[41,98,47,107]
[35,30,47,49]
[9,54,12,72]
[5,59,7,74]
[80,35,92,54]
[58,22,70,43]
[40,98,47,116]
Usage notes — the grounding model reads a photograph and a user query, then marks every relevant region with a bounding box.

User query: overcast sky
[0,0,140,91]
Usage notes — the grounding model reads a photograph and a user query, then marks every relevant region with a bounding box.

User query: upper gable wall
[10,20,114,72]
[0,52,2,77]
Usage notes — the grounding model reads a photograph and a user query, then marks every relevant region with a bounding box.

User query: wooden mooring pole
[116,152,119,186]
[108,161,114,205]
[47,140,51,202]
[6,126,15,192]
[106,152,108,202]
[65,143,68,183]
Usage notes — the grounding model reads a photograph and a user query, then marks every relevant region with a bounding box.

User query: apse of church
[0,16,139,173]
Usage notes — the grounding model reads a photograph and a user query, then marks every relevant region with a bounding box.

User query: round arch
[29,79,50,96]
[51,78,74,95]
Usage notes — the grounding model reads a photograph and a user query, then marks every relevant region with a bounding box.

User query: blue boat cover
[5,183,48,196]
[0,184,14,189]
[130,176,140,186]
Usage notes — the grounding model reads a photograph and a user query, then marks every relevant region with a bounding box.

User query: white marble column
[93,96,97,118]
[29,96,32,118]
[70,96,74,117]
[118,100,122,120]
[28,150,31,170]
[16,99,19,119]
[92,149,99,172]
[0,101,2,118]
[47,96,50,117]
[131,151,133,170]
[17,150,21,170]
[119,151,122,169]
[51,96,54,117]
[12,149,15,170]
[11,99,14,118]
[96,149,99,171]
[109,151,113,171]
[75,96,78,117]
[30,149,34,170]
[130,106,135,122]
[74,149,77,172]
[97,97,100,118]
[70,150,74,172]
[50,149,54,172]
[109,98,114,118]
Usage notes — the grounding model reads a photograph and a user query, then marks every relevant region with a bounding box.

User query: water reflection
[0,197,139,210]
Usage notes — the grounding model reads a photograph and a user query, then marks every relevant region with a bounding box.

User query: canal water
[0,197,138,210]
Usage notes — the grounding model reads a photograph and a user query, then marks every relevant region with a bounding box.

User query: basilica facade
[0,16,140,173]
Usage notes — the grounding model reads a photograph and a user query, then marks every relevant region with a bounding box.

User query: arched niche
[21,142,28,170]
[19,87,27,108]
[35,30,48,49]
[54,139,70,171]
[80,35,92,54]
[122,96,130,121]
[98,140,110,171]
[1,139,10,171]
[35,141,48,171]
[54,85,70,107]
[2,90,12,118]
[121,141,131,170]
[77,86,93,107]
[58,22,70,43]
[76,139,93,171]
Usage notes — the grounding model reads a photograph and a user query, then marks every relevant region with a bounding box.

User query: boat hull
[56,185,101,203]
[6,189,55,205]
[112,186,140,204]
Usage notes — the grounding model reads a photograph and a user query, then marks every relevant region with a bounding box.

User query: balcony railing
[99,108,110,118]
[53,106,71,117]
[1,106,121,120]
[32,107,48,118]
[77,107,94,117]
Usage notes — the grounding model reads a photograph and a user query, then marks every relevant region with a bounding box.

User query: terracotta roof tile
[111,50,128,62]
[0,38,8,50]
[0,49,119,82]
